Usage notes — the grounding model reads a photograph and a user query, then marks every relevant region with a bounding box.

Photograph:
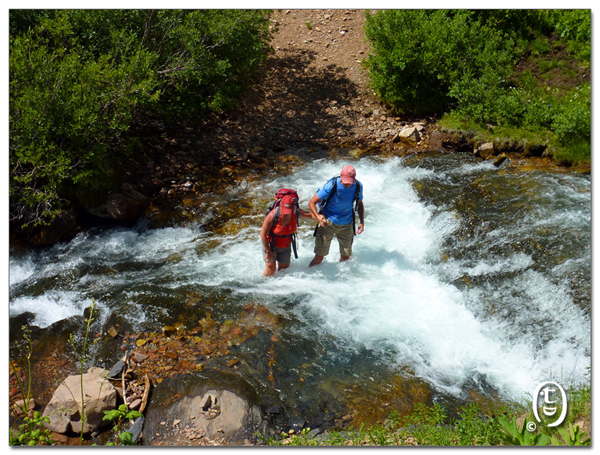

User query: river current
[9,152,591,417]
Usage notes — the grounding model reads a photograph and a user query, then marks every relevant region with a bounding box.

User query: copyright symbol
[526,421,537,432]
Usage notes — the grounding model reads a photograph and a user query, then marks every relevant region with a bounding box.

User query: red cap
[340,165,356,185]
[280,195,295,215]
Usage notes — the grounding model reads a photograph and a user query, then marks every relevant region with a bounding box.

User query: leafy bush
[10,10,272,229]
[543,10,591,61]
[551,84,591,145]
[10,411,55,446]
[364,10,516,117]
[365,9,590,165]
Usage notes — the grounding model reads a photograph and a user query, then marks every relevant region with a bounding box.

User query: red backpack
[265,189,300,258]
[265,188,300,226]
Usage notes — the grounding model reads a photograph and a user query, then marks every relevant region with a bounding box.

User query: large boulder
[474,142,495,159]
[43,368,117,435]
[85,183,149,221]
[144,375,269,446]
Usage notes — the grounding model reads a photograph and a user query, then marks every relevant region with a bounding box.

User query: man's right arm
[309,194,328,227]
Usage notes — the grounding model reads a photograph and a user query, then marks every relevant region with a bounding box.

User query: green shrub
[364,10,516,117]
[365,9,590,166]
[10,10,272,229]
[10,411,55,446]
[543,10,591,62]
[551,84,591,146]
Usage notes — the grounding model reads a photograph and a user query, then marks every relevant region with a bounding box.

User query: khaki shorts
[264,245,292,265]
[314,221,354,257]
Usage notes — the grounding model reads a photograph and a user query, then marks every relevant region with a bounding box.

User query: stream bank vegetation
[364,10,591,168]
[9,9,272,231]
[262,380,591,446]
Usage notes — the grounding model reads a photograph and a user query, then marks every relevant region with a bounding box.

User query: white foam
[9,156,590,402]
[9,291,100,328]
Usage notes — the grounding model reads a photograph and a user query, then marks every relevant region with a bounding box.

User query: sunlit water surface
[10,153,591,417]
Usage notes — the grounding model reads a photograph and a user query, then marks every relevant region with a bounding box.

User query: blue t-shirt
[317,177,363,225]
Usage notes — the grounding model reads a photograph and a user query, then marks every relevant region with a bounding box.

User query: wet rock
[108,360,127,379]
[132,352,149,363]
[144,378,268,446]
[525,142,547,157]
[289,417,307,433]
[474,142,495,159]
[27,209,80,247]
[494,153,509,167]
[307,428,322,439]
[43,368,117,435]
[129,415,145,443]
[85,187,149,221]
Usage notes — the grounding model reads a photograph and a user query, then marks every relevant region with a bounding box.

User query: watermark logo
[532,381,568,429]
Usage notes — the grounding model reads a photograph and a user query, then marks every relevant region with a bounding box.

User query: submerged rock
[494,153,509,167]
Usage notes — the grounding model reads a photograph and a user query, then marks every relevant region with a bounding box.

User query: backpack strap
[272,206,280,227]
[353,180,361,236]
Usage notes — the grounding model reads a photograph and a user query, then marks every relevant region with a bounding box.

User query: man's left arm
[356,200,364,234]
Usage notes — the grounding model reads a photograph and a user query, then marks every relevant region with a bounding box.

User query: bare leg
[263,262,277,276]
[309,254,324,267]
[278,263,290,272]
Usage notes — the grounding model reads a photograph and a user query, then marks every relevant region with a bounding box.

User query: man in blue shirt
[308,165,364,267]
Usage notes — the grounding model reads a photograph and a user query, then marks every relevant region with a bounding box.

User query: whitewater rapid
[9,155,591,403]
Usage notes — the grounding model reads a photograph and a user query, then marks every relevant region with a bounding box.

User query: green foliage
[551,84,591,146]
[543,10,591,61]
[550,423,590,446]
[454,404,502,446]
[364,10,516,116]
[10,411,55,446]
[103,404,144,446]
[10,9,272,229]
[497,416,550,446]
[261,398,591,447]
[364,9,590,165]
[568,377,591,418]
[399,403,454,445]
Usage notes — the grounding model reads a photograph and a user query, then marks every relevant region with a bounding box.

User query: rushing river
[9,152,591,423]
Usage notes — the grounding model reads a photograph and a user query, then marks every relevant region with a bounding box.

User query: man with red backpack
[260,190,315,276]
